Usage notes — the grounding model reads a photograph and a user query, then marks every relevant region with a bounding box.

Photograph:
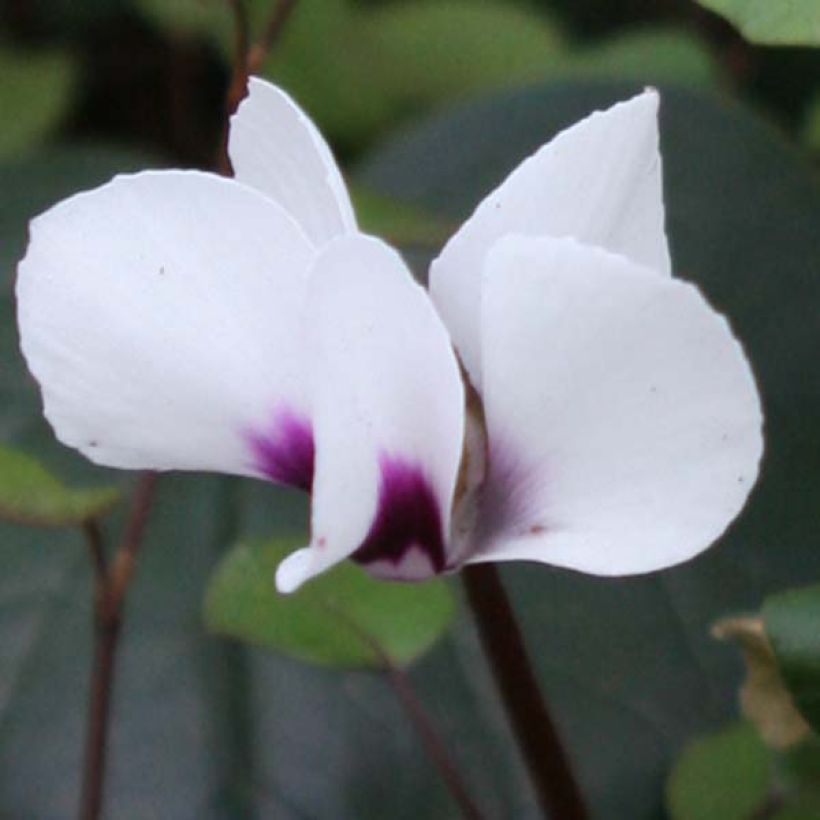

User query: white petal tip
[275,547,314,594]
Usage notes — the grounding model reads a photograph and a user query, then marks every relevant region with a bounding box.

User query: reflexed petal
[470,235,762,575]
[430,89,669,388]
[275,235,464,593]
[17,170,316,482]
[229,76,357,245]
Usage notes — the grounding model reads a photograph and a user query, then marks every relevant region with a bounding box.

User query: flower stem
[321,601,484,818]
[461,563,588,820]
[385,662,485,820]
[219,0,301,174]
[247,0,300,74]
[79,472,158,820]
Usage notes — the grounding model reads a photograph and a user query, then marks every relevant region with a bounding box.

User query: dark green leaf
[205,537,456,668]
[0,48,78,160]
[764,585,820,734]
[363,0,565,105]
[559,27,720,88]
[696,0,820,46]
[773,800,820,820]
[666,722,771,820]
[351,185,451,247]
[0,445,119,527]
[803,95,820,154]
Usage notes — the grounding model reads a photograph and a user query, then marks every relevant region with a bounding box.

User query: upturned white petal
[275,235,465,593]
[17,170,316,483]
[430,89,670,388]
[229,77,356,246]
[468,235,762,575]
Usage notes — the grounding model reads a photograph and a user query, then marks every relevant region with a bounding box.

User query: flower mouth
[352,454,447,580]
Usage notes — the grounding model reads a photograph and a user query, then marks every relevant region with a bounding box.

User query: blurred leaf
[696,0,820,46]
[764,585,820,735]
[773,800,820,820]
[365,0,565,105]
[0,48,78,160]
[779,737,820,797]
[665,722,771,820]
[135,0,230,38]
[803,95,820,154]
[0,446,119,528]
[561,27,721,88]
[205,537,456,668]
[712,615,811,748]
[260,0,397,147]
[351,185,451,247]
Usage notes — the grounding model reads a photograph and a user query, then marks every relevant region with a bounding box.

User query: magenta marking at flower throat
[352,455,447,577]
[247,410,315,491]
[248,413,446,575]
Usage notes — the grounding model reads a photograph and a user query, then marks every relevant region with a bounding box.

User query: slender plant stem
[83,520,107,582]
[384,663,485,820]
[79,472,159,820]
[461,563,588,820]
[220,0,301,174]
[79,597,121,820]
[218,0,251,174]
[321,602,483,818]
[247,0,300,74]
[107,473,159,605]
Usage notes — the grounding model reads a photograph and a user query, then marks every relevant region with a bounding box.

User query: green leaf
[0,48,78,160]
[696,0,820,46]
[803,95,820,154]
[764,585,820,735]
[134,0,231,39]
[0,446,120,528]
[666,722,772,820]
[364,0,566,105]
[259,0,397,147]
[773,799,820,820]
[351,185,451,247]
[779,737,820,798]
[205,537,456,668]
[559,27,721,88]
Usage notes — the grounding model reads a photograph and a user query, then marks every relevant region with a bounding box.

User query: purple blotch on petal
[472,439,546,551]
[352,454,447,577]
[247,409,315,491]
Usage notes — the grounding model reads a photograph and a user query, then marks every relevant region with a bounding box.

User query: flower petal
[469,235,762,575]
[229,77,357,245]
[430,89,669,388]
[275,235,464,593]
[17,170,316,483]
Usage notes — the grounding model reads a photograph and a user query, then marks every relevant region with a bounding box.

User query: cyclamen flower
[17,78,763,593]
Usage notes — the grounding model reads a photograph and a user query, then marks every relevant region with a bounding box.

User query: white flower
[16,77,763,593]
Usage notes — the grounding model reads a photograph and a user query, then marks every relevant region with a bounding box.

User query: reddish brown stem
[385,664,485,820]
[218,0,252,174]
[79,472,158,820]
[219,0,301,174]
[321,602,484,818]
[79,605,121,820]
[462,563,588,820]
[247,0,300,74]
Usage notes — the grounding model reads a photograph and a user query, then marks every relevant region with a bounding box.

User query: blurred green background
[0,1,819,818]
